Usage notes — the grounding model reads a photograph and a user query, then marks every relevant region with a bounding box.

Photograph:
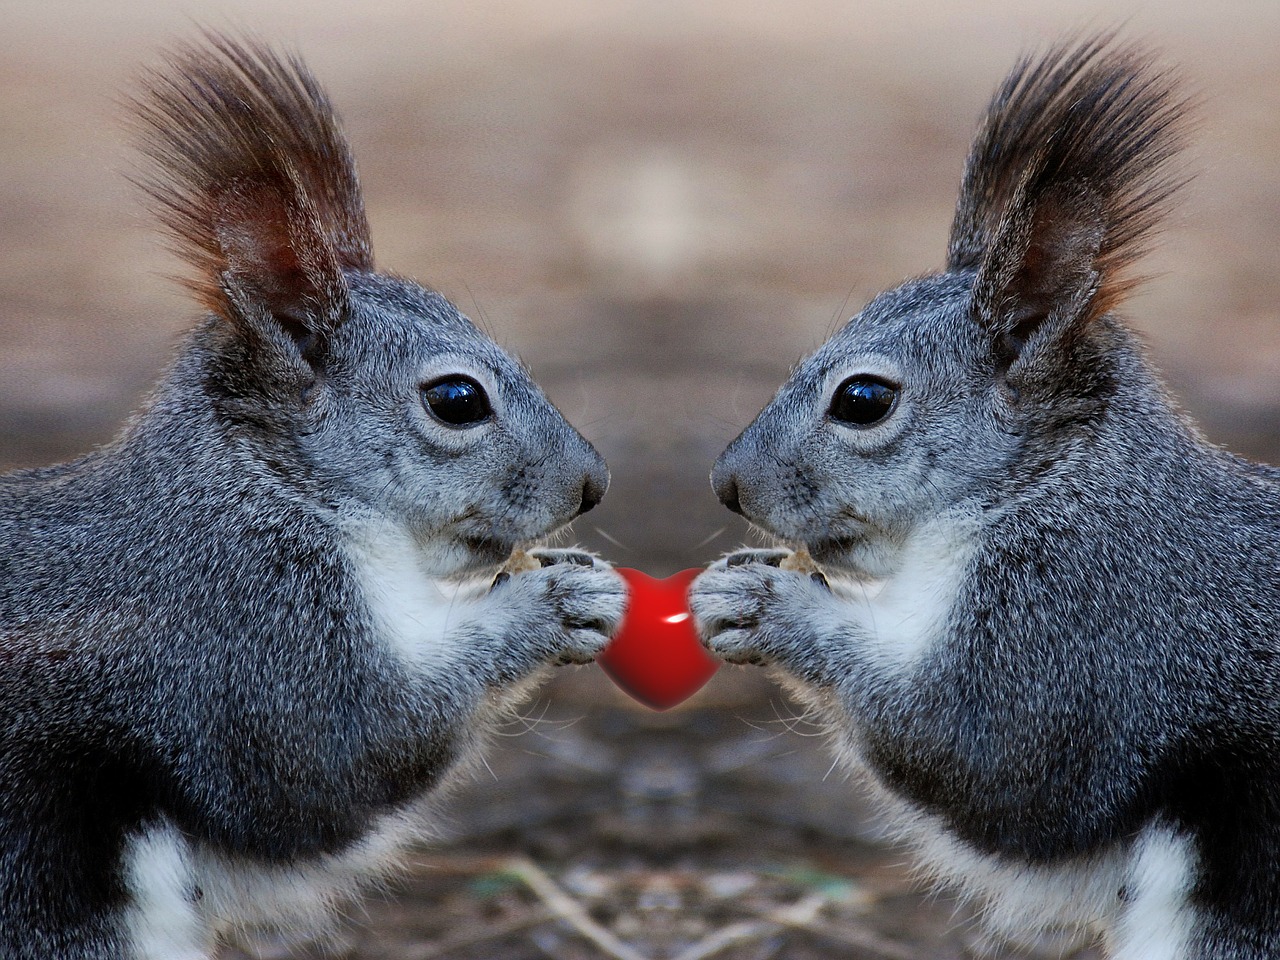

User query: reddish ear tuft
[130,31,373,338]
[947,35,1194,360]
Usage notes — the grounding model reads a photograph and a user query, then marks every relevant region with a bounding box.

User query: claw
[725,549,789,568]
[533,549,595,568]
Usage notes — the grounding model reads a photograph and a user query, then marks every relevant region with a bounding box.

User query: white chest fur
[342,522,485,672]
[826,514,976,671]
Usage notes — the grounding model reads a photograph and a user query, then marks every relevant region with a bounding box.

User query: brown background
[3,2,1278,957]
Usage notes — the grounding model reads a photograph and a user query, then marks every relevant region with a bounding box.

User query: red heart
[596,568,720,710]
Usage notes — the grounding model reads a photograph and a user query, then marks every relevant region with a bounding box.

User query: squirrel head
[712,35,1193,572]
[131,32,607,575]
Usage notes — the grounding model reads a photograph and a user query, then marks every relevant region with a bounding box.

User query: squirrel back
[694,35,1280,958]
[0,33,624,959]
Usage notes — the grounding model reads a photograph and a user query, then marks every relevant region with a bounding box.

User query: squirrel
[691,34,1280,958]
[0,32,625,959]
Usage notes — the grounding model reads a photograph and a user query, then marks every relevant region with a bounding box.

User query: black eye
[421,376,491,426]
[829,376,899,427]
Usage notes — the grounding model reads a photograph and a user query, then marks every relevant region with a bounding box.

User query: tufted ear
[211,177,347,356]
[971,180,1107,374]
[947,36,1192,379]
[131,31,374,363]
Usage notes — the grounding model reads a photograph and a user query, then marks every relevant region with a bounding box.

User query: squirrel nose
[713,471,744,516]
[575,454,609,517]
[577,475,606,516]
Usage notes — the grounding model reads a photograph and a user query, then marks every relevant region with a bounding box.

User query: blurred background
[3,2,1278,957]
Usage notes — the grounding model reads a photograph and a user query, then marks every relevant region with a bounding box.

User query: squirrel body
[0,36,623,958]
[693,37,1280,957]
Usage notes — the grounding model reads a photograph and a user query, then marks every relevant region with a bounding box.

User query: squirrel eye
[829,376,899,427]
[421,376,491,426]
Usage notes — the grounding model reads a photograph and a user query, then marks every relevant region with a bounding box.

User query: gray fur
[0,34,622,959]
[692,36,1280,956]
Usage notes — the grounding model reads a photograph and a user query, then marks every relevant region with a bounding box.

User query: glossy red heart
[596,568,719,710]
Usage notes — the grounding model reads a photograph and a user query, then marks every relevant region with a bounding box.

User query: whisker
[691,526,729,551]
[590,526,631,552]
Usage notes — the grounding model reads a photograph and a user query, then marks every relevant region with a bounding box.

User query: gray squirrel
[691,35,1280,958]
[0,32,625,959]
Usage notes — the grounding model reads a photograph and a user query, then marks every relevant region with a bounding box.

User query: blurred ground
[3,1,1279,957]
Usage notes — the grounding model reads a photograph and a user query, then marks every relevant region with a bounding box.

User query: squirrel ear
[131,32,374,363]
[972,181,1105,373]
[214,178,348,356]
[947,36,1191,379]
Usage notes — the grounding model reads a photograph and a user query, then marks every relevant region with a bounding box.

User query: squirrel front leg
[690,549,849,684]
[466,549,627,684]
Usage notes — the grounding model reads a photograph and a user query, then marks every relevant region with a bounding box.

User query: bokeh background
[3,2,1279,958]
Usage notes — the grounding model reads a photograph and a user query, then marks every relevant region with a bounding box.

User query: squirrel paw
[490,548,625,665]
[533,547,625,664]
[690,556,829,666]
